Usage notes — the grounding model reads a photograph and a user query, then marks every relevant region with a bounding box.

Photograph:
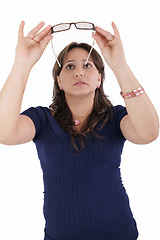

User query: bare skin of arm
[0,21,53,145]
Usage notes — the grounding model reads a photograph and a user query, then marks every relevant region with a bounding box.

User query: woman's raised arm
[0,21,52,144]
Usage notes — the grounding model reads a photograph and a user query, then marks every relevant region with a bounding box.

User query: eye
[84,62,92,68]
[66,64,74,70]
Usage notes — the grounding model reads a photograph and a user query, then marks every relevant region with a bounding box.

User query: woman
[0,21,159,240]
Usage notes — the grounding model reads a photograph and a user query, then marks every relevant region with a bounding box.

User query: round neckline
[45,107,94,142]
[45,107,104,142]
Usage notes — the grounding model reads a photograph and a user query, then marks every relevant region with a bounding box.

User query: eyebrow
[64,59,93,65]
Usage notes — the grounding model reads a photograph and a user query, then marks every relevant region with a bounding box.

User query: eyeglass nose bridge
[68,22,81,30]
[70,22,76,28]
[66,23,75,30]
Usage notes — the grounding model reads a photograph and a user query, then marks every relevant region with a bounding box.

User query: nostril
[75,73,83,77]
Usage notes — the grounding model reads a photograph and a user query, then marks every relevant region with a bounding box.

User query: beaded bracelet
[120,86,145,99]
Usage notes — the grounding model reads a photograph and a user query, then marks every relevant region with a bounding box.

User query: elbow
[149,135,159,143]
[0,133,9,145]
[152,121,160,141]
[151,130,159,142]
[137,126,159,144]
[146,120,159,143]
[151,116,160,141]
[144,129,159,143]
[0,131,13,145]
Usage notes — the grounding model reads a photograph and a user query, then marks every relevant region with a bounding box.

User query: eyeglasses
[50,22,96,67]
[51,22,95,33]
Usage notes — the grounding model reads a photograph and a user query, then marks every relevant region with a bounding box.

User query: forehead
[64,48,90,61]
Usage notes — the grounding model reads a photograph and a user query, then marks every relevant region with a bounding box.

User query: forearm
[93,22,159,140]
[0,60,31,139]
[113,64,159,140]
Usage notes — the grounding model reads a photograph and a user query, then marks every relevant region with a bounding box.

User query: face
[57,48,101,97]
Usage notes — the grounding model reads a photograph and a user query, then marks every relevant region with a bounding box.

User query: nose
[74,64,85,77]
[75,73,84,77]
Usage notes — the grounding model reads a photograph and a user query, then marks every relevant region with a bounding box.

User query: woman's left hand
[92,22,127,72]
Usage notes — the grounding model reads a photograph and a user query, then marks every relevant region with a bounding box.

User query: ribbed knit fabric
[20,105,139,240]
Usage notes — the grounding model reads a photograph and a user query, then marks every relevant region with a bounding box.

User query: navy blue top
[20,105,139,240]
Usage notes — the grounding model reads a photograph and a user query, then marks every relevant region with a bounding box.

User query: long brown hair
[49,42,113,153]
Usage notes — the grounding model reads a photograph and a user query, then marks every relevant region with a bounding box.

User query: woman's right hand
[15,21,53,69]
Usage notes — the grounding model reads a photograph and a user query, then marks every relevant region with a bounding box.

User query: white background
[0,0,160,239]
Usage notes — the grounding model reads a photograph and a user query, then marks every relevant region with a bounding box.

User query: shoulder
[21,106,53,123]
[110,105,128,122]
[106,105,128,139]
[110,104,127,112]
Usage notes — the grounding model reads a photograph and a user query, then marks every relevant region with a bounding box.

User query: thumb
[18,21,25,39]
[92,32,105,51]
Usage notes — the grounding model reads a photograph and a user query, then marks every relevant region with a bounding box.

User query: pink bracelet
[120,86,145,99]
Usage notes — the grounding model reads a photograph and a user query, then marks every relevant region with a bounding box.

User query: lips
[74,81,87,85]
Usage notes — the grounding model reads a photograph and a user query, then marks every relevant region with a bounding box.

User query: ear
[57,75,61,88]
[98,73,102,85]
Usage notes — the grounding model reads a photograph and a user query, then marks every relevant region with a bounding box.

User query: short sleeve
[111,105,128,139]
[20,106,46,142]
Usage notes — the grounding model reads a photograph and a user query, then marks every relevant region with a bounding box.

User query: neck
[65,92,95,120]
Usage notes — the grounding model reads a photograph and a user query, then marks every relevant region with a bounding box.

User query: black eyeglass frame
[51,21,96,34]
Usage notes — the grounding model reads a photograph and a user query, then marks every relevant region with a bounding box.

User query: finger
[40,34,53,51]
[92,31,113,51]
[18,21,25,39]
[92,31,107,50]
[33,25,52,43]
[95,26,114,41]
[27,21,45,39]
[111,22,120,38]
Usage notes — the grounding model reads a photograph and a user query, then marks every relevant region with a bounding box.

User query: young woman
[0,21,159,240]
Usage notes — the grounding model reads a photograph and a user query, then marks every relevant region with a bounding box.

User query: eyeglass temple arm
[51,28,96,68]
[51,39,61,67]
[85,31,96,65]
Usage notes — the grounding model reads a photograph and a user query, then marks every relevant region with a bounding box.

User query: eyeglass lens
[53,23,70,32]
[75,22,94,29]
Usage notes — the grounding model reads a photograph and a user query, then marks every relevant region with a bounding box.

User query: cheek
[88,70,99,82]
[60,69,73,79]
[59,72,68,84]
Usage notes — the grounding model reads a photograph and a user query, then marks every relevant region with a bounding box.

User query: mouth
[74,81,87,86]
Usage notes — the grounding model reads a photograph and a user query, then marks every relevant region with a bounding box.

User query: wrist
[112,64,141,94]
[13,57,32,74]
[111,62,130,76]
